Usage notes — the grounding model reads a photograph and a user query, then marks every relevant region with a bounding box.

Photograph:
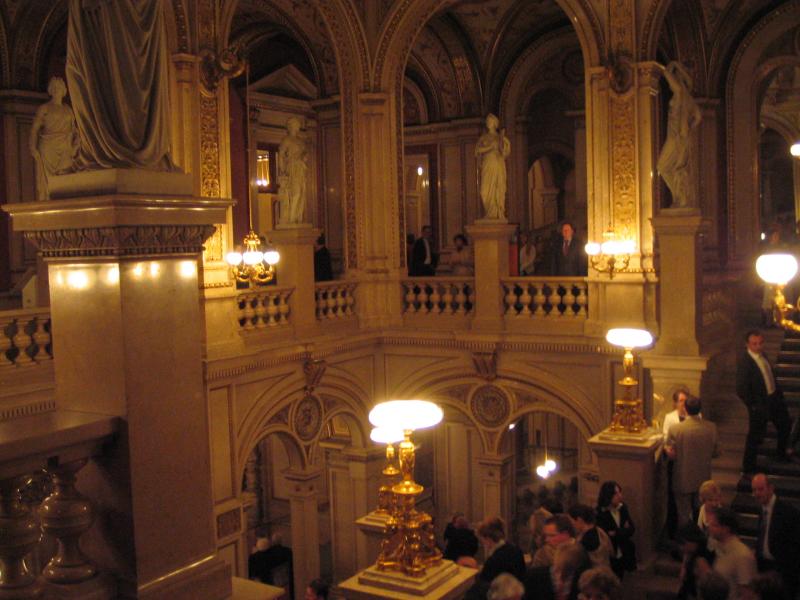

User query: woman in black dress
[596,480,637,580]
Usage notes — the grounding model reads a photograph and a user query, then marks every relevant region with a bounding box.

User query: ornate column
[286,469,322,600]
[350,92,404,329]
[3,178,232,600]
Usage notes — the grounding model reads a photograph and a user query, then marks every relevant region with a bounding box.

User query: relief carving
[294,394,323,442]
[470,384,510,428]
[472,351,497,381]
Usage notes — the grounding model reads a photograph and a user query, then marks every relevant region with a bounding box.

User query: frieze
[470,384,510,428]
[25,225,216,258]
[199,94,221,199]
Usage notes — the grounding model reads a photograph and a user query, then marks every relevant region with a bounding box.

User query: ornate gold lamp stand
[757,253,800,333]
[369,427,402,515]
[605,328,654,434]
[368,400,443,577]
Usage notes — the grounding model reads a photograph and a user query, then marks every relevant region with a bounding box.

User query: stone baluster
[455,284,467,315]
[441,284,454,315]
[429,282,441,314]
[547,283,562,317]
[533,284,547,316]
[519,283,532,316]
[12,320,34,366]
[345,285,356,315]
[265,294,279,326]
[418,284,430,314]
[253,296,268,328]
[503,284,516,316]
[0,475,42,598]
[0,316,14,367]
[278,292,291,325]
[242,296,256,330]
[39,459,96,584]
[326,288,337,319]
[316,289,326,319]
[32,317,51,361]
[576,284,588,317]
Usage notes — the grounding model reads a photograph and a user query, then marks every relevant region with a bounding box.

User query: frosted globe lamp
[225,251,242,266]
[370,427,405,445]
[544,459,557,472]
[791,142,800,157]
[242,249,264,265]
[606,328,653,349]
[585,242,601,256]
[536,465,550,479]
[264,249,280,265]
[369,400,443,431]
[756,253,798,286]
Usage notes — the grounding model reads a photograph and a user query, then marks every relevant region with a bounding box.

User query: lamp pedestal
[588,433,661,566]
[338,561,476,600]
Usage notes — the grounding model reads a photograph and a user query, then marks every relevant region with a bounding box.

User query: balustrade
[401,278,474,316]
[315,281,357,320]
[501,277,588,318]
[236,287,293,331]
[0,309,52,368]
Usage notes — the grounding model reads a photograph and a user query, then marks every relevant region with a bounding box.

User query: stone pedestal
[338,561,476,600]
[588,431,661,566]
[651,212,709,356]
[464,222,514,331]
[3,184,232,600]
[270,226,320,337]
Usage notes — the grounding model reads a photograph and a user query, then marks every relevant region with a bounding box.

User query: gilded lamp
[606,328,653,433]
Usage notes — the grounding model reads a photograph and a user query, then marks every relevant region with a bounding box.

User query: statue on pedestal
[657,61,701,209]
[277,117,308,225]
[475,114,511,220]
[29,78,78,200]
[66,0,175,170]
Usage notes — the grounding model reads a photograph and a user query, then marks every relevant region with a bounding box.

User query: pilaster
[475,453,514,529]
[285,469,322,600]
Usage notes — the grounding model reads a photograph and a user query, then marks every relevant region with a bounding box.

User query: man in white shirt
[706,506,756,600]
[736,330,792,475]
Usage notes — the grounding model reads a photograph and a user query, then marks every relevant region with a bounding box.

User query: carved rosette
[24,225,216,258]
[293,394,323,442]
[470,385,510,428]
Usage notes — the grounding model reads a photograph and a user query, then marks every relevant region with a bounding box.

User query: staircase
[626,325,800,599]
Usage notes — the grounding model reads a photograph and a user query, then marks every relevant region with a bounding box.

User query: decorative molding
[303,358,327,393]
[470,384,510,428]
[199,94,222,199]
[268,405,290,426]
[171,0,189,53]
[472,351,497,382]
[199,46,245,96]
[610,93,637,237]
[25,225,216,258]
[216,507,241,539]
[294,394,323,442]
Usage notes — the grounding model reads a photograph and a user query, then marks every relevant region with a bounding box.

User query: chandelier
[585,229,635,279]
[224,61,280,285]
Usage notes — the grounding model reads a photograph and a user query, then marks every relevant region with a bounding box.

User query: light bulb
[536,465,550,478]
[756,253,798,285]
[606,328,653,349]
[226,251,243,266]
[791,142,800,157]
[544,459,556,472]
[584,242,600,256]
[264,249,280,265]
[242,250,263,266]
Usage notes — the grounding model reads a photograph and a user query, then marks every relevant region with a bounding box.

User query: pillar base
[338,561,476,600]
[40,571,116,600]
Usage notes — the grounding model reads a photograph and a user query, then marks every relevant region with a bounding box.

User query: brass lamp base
[608,397,649,434]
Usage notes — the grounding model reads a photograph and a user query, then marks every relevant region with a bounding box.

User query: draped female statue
[475,114,511,220]
[277,117,309,224]
[657,61,702,209]
[29,78,78,200]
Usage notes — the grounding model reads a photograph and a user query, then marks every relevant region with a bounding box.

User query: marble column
[286,469,322,600]
[465,222,515,331]
[3,173,232,600]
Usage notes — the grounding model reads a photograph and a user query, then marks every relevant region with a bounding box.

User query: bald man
[751,473,800,597]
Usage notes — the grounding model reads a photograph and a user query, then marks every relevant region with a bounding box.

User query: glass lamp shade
[536,465,551,478]
[242,250,264,265]
[544,459,557,472]
[369,400,443,431]
[370,427,405,444]
[791,142,800,157]
[264,249,280,265]
[225,251,243,266]
[606,327,653,349]
[585,242,601,256]
[756,253,798,285]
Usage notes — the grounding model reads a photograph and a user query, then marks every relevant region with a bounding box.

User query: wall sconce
[370,427,403,514]
[368,400,443,576]
[585,229,635,279]
[756,252,800,332]
[606,328,653,434]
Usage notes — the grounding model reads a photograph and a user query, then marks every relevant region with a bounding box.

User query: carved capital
[472,351,497,381]
[25,224,216,258]
[199,46,244,96]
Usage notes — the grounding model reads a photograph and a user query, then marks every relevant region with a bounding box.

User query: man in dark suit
[410,225,438,276]
[550,222,587,276]
[751,473,800,597]
[523,543,589,600]
[475,516,526,583]
[665,396,718,526]
[736,329,792,474]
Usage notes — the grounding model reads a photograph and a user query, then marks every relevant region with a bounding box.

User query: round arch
[725,2,800,263]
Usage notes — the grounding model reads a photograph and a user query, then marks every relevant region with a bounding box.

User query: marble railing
[315,281,357,320]
[0,410,118,598]
[401,278,474,316]
[501,277,588,318]
[0,308,52,367]
[236,286,293,331]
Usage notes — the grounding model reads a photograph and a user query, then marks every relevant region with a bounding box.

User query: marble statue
[66,0,175,170]
[277,117,308,224]
[29,77,78,200]
[657,61,702,209]
[475,113,511,220]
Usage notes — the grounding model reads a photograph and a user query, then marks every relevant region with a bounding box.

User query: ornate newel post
[39,459,95,584]
[270,226,321,337]
[0,476,42,599]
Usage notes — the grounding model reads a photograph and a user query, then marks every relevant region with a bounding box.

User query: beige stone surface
[48,169,193,198]
[339,561,476,600]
